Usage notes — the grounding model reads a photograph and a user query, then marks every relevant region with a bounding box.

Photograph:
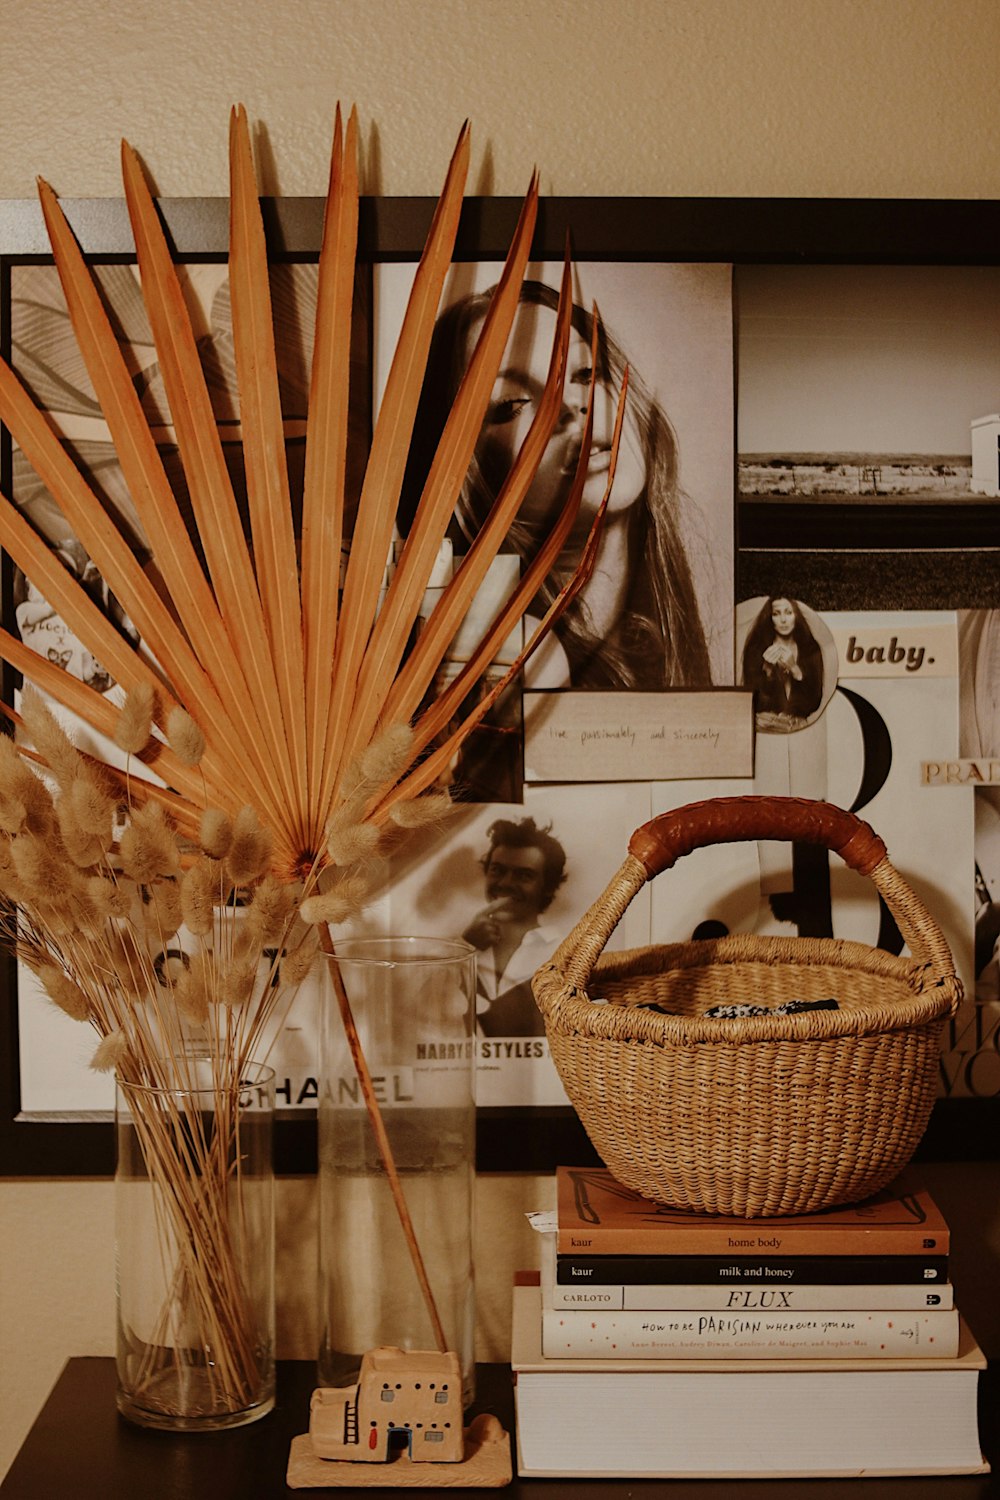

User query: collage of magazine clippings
[6,257,1000,1145]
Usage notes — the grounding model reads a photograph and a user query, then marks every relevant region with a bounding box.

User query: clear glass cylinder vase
[317,937,477,1403]
[114,1058,276,1430]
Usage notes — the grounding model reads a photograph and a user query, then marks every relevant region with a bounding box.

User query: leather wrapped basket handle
[629,795,887,881]
[546,794,958,996]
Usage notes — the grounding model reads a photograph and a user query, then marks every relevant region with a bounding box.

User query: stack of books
[512,1165,989,1479]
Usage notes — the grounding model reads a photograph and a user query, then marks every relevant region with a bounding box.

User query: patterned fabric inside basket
[591,995,840,1018]
[588,954,923,1018]
[681,997,837,1018]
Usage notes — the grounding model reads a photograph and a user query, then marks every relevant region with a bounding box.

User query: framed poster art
[1,194,999,1177]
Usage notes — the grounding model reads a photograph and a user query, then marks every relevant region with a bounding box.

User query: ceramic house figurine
[287,1346,512,1487]
[309,1348,465,1463]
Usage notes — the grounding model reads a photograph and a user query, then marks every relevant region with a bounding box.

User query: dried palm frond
[0,108,612,888]
[0,108,626,1385]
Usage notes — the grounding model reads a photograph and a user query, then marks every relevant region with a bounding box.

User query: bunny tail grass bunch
[0,106,626,1418]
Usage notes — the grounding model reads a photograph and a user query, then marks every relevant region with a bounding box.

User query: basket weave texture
[532,796,962,1217]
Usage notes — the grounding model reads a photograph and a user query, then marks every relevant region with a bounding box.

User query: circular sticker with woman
[737,595,838,733]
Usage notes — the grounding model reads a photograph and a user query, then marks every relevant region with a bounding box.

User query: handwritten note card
[523,690,755,783]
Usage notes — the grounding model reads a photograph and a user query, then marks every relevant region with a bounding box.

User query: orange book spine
[557,1224,950,1255]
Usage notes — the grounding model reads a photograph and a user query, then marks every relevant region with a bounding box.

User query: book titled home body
[553,1164,951,1289]
[556,1165,951,1256]
[512,1285,989,1479]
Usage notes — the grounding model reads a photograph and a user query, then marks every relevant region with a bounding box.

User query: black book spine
[554,1255,950,1286]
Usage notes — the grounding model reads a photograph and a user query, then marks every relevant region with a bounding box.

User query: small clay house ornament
[286,1348,512,1488]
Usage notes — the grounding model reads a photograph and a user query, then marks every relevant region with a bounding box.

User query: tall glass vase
[114,1058,276,1430]
[317,937,477,1403]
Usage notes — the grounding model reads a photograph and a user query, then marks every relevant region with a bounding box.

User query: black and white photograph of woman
[740,594,828,732]
[376,259,734,798]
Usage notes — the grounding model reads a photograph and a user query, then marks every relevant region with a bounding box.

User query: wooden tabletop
[2,1358,998,1498]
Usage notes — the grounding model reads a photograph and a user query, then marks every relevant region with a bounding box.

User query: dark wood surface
[2,1358,997,1497]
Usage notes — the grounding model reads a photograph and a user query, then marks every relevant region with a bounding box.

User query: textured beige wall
[1,0,999,200]
[2,0,1000,1480]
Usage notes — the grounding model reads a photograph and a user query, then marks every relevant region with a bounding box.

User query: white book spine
[551,1284,955,1311]
[541,1306,961,1360]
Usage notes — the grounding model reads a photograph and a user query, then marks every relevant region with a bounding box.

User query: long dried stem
[119,1074,266,1413]
[316,922,448,1352]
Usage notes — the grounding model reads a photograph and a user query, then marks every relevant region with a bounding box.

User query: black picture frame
[2,193,999,1177]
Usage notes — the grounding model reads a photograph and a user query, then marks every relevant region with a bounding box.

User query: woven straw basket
[532,796,962,1217]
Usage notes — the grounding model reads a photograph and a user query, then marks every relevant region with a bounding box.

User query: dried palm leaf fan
[0,107,616,862]
[0,107,626,1358]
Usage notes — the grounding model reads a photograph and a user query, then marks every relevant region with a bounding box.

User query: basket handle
[629,796,887,880]
[547,795,957,996]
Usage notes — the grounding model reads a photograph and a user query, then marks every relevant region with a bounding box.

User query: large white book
[512,1285,989,1479]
